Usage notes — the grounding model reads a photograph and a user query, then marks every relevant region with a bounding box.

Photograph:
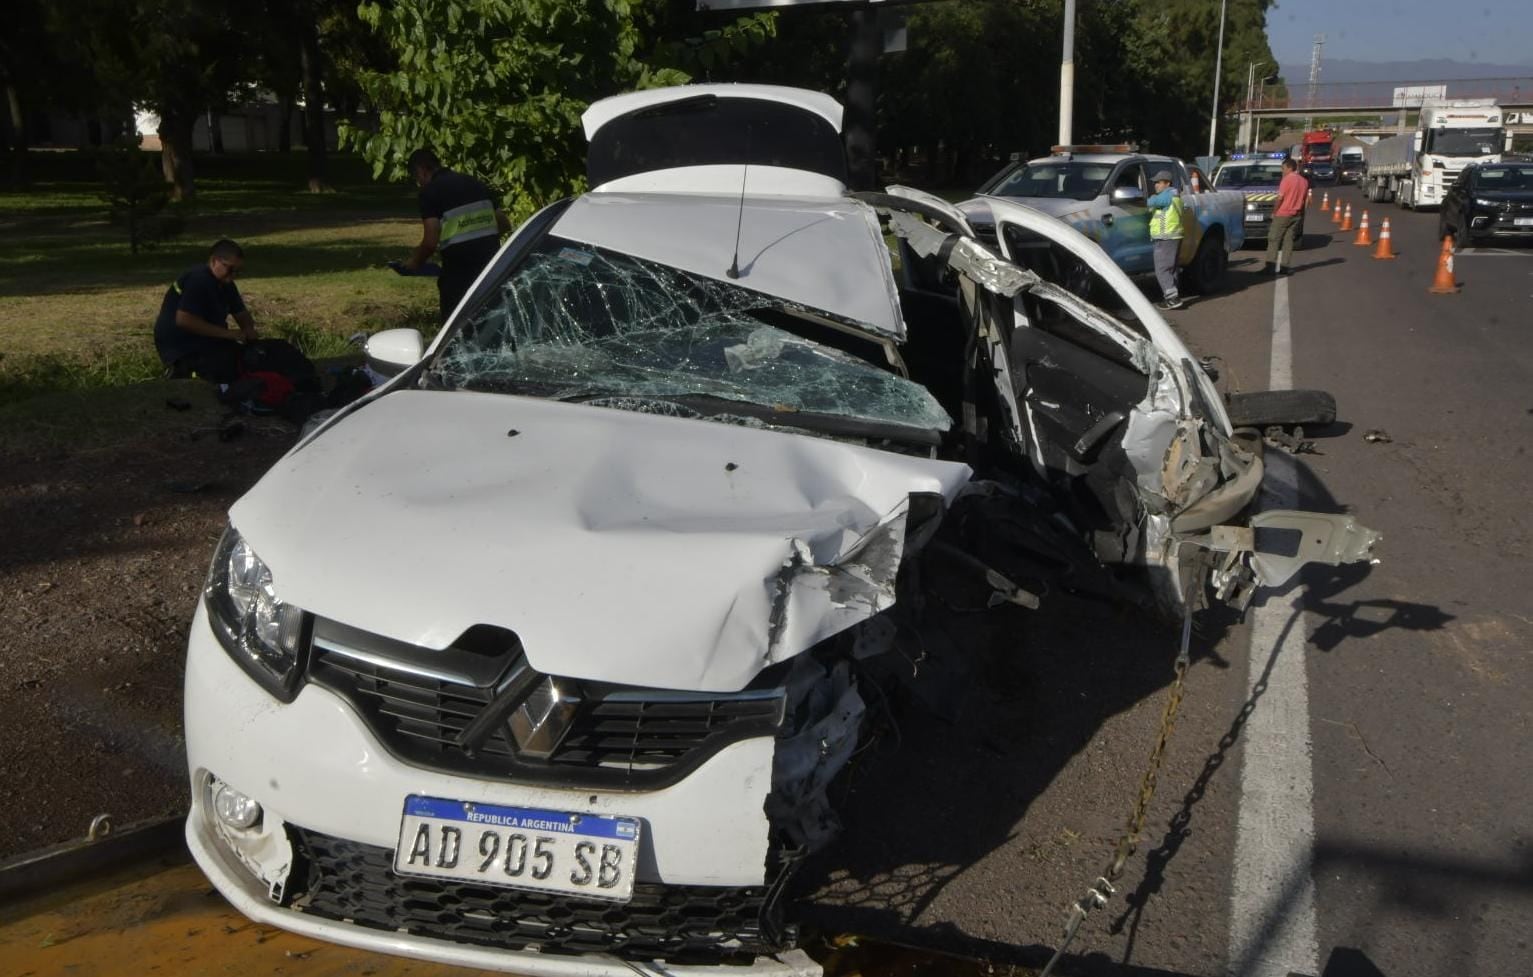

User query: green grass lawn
[0,151,438,406]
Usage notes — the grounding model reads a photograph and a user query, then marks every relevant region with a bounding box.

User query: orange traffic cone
[1307,188,1314,206]
[1320,189,1330,210]
[1428,235,1459,294]
[1372,218,1397,259]
[1353,210,1372,246]
[1332,199,1343,224]
[1340,203,1354,232]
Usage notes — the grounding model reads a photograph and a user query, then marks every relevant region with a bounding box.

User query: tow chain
[1038,613,1194,977]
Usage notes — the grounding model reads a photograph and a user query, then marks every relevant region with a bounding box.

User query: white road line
[1227,275,1321,977]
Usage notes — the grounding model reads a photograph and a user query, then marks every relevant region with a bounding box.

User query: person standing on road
[1147,170,1186,311]
[402,148,511,325]
[1265,157,1310,274]
[153,239,258,383]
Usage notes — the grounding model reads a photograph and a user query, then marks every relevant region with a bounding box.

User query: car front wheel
[1187,234,1228,294]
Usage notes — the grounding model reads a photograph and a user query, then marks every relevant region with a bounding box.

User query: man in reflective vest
[1147,169,1186,311]
[402,148,512,324]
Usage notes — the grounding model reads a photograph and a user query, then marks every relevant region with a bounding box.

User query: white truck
[1362,99,1510,209]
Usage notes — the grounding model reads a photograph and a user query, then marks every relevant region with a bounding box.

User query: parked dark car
[1440,162,1533,246]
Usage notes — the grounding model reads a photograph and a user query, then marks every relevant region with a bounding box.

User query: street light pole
[1246,61,1270,152]
[1207,0,1228,158]
[1059,0,1076,145]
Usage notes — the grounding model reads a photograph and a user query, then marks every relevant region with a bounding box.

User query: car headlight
[204,527,308,701]
[1473,198,1500,208]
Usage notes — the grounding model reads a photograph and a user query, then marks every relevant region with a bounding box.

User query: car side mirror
[366,328,425,375]
[1112,186,1146,204]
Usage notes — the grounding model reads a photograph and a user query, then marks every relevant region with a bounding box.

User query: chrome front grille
[305,617,784,790]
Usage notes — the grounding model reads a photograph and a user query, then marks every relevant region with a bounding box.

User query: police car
[1211,152,1300,245]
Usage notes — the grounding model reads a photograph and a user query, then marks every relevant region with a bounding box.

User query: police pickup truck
[1211,151,1302,247]
[959,145,1246,293]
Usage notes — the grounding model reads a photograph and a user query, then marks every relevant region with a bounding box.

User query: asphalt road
[800,186,1533,977]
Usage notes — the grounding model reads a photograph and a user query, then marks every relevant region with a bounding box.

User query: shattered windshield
[1214,163,1284,188]
[427,235,951,435]
[990,162,1114,201]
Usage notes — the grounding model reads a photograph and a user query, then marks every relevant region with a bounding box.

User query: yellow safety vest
[1149,192,1185,240]
[440,200,498,249]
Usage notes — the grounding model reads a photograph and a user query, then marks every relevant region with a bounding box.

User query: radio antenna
[726,162,748,279]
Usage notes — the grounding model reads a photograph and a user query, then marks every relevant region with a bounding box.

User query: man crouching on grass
[153,239,259,384]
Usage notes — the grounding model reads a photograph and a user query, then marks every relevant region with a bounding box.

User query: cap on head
[1152,170,1175,184]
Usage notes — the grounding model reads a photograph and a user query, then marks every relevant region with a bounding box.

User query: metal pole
[1207,0,1228,157]
[1059,0,1076,145]
[1245,62,1256,152]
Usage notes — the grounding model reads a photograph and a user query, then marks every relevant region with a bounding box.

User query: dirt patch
[0,410,292,860]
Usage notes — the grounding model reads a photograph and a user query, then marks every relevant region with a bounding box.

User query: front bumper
[184,604,814,974]
[1468,210,1533,238]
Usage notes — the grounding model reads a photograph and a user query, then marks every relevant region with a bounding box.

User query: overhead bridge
[1234,77,1533,147]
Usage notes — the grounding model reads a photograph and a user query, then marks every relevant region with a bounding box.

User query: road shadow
[791,564,1236,960]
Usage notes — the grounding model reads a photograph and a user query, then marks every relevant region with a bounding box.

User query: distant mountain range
[1276,59,1533,85]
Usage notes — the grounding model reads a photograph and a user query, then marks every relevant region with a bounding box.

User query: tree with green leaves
[342,0,775,222]
[63,0,248,200]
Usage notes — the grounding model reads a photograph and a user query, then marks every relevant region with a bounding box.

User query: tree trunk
[4,83,26,152]
[158,109,196,202]
[208,109,225,154]
[843,9,881,191]
[278,91,294,153]
[88,114,103,147]
[299,19,330,192]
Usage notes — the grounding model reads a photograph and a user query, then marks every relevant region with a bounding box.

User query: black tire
[1225,389,1337,428]
[1187,233,1228,294]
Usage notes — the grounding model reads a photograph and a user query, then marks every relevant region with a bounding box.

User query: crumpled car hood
[231,390,971,693]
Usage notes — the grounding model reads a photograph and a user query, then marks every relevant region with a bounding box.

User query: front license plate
[1514,217,1533,226]
[1246,213,1265,222]
[394,795,641,902]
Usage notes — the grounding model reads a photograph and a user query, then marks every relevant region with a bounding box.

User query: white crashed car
[185,85,1376,976]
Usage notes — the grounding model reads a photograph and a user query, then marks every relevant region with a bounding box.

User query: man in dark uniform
[402,148,511,324]
[153,239,259,383]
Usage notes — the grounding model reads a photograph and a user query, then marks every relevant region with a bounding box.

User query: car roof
[1030,153,1178,166]
[548,191,904,340]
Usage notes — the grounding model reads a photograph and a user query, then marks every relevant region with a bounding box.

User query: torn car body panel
[875,188,1377,611]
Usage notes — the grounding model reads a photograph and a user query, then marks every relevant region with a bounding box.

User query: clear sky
[1267,0,1533,67]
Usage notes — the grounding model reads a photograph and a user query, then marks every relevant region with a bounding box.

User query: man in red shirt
[1265,157,1309,274]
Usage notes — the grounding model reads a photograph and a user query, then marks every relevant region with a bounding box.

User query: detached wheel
[1187,234,1228,294]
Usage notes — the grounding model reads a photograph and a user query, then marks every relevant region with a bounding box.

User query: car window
[428,235,952,434]
[1113,165,1143,194]
[1476,165,1532,189]
[990,162,1115,201]
[1214,164,1284,188]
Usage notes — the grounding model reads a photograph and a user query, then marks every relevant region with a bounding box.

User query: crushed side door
[867,190,1380,614]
